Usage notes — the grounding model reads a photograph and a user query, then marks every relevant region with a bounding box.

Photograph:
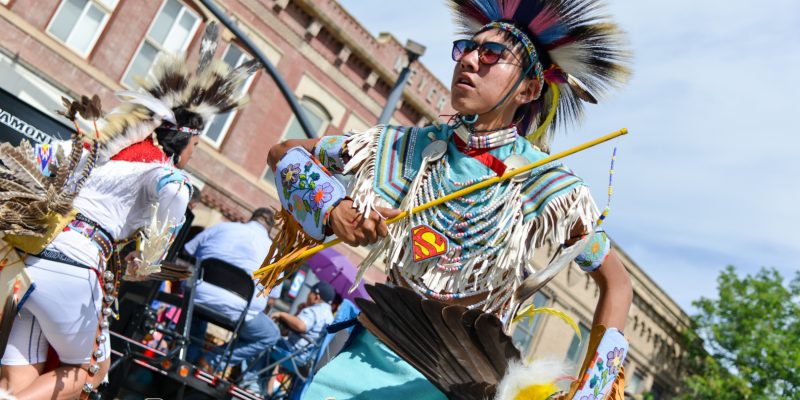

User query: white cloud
[337,0,800,312]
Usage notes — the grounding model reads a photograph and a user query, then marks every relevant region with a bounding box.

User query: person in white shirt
[184,208,281,370]
[242,281,335,395]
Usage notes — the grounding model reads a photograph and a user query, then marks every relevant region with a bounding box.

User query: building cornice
[283,0,451,122]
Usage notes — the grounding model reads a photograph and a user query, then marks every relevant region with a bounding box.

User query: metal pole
[198,0,317,139]
[377,62,414,125]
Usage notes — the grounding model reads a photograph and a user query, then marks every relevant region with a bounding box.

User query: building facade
[0,0,688,397]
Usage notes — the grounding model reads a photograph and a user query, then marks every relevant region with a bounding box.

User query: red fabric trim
[452,134,507,176]
[111,139,169,163]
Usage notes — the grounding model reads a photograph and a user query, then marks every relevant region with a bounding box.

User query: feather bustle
[356,284,523,400]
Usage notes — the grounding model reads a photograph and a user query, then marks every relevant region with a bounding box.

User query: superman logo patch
[411,224,448,262]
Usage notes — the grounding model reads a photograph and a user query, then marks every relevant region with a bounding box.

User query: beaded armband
[275,147,346,240]
[571,328,628,400]
[575,229,611,272]
[312,135,348,174]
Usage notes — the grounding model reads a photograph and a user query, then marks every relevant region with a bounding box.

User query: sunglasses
[451,39,518,66]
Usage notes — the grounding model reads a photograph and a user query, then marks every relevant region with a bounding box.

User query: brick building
[0,0,687,397]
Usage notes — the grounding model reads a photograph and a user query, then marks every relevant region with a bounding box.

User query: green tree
[678,266,800,399]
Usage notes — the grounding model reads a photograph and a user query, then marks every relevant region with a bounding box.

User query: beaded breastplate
[346,124,598,315]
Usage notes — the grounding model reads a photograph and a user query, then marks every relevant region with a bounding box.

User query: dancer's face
[176,136,200,168]
[450,30,540,121]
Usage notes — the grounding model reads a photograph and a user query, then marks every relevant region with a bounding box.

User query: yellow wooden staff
[254,128,628,287]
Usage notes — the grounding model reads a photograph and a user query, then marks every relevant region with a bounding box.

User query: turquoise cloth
[303,330,447,400]
[368,124,584,223]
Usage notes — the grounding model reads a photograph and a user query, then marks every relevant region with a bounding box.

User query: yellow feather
[514,383,559,400]
[514,305,582,341]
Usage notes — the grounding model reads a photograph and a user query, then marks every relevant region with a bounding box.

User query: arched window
[283,97,333,140]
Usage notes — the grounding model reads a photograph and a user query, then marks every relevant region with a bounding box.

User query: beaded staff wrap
[313,135,348,174]
[275,147,346,241]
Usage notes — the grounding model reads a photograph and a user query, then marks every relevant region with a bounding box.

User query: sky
[337,0,800,312]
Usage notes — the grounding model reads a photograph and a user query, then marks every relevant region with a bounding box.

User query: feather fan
[0,137,96,237]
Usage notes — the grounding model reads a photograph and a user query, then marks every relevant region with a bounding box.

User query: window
[393,55,406,73]
[201,44,256,147]
[282,97,332,141]
[122,0,200,88]
[565,322,592,364]
[511,292,549,354]
[263,97,332,183]
[437,96,447,112]
[627,371,645,395]
[427,87,438,102]
[47,0,118,57]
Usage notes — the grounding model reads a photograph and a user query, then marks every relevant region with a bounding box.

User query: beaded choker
[454,125,518,150]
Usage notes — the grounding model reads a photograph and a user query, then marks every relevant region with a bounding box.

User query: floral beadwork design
[607,347,624,377]
[582,346,626,398]
[314,135,347,173]
[281,161,327,225]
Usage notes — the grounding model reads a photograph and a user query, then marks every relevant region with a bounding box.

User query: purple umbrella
[305,248,370,301]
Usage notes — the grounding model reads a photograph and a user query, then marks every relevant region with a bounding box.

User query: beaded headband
[480,21,543,82]
[169,126,201,136]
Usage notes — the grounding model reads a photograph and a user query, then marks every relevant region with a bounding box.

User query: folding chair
[191,257,255,375]
[235,330,328,399]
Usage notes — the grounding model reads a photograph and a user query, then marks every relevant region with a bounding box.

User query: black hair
[479,21,551,140]
[190,184,202,203]
[154,108,204,164]
[250,207,275,227]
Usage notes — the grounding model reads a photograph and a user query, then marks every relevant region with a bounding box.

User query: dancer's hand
[122,251,148,281]
[328,199,401,247]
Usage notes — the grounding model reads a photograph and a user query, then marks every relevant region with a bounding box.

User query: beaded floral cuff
[575,229,611,272]
[572,328,628,400]
[313,135,348,174]
[275,147,346,240]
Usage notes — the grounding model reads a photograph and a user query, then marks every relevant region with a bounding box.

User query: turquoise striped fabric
[368,124,586,222]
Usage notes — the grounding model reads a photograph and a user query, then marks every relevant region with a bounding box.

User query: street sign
[0,87,73,145]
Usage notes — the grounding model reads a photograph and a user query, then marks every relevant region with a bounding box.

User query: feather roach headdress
[97,22,260,163]
[449,0,630,150]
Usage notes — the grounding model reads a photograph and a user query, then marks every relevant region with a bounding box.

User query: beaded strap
[64,217,114,260]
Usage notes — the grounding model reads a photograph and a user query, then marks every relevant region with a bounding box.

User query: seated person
[184,208,280,371]
[240,281,335,394]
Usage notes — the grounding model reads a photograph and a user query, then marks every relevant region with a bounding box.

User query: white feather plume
[115,91,176,125]
[495,358,573,400]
